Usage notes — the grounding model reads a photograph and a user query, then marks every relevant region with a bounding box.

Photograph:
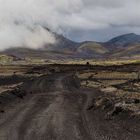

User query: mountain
[43,28,79,53]
[2,28,80,59]
[2,27,108,59]
[103,33,140,59]
[104,33,140,50]
[1,29,140,60]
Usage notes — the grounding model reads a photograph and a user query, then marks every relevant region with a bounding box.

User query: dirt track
[0,73,139,140]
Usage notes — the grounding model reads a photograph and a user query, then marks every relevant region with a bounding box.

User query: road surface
[0,73,139,140]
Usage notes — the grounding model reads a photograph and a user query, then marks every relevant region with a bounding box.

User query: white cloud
[0,23,55,50]
[0,0,140,48]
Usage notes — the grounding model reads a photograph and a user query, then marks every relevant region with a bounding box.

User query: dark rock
[0,110,5,113]
[111,106,123,116]
[134,99,140,104]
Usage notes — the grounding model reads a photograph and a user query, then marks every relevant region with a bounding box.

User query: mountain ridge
[104,33,140,50]
[1,28,140,60]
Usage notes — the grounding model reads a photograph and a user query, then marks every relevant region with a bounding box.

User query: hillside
[110,44,140,58]
[104,33,140,50]
[77,42,108,58]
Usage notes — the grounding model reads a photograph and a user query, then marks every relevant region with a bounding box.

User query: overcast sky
[0,0,140,49]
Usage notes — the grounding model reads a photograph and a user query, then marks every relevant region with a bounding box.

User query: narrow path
[0,73,92,140]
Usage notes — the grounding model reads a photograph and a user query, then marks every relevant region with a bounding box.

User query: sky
[0,0,140,50]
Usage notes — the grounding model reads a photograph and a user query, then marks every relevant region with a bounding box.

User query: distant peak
[108,33,140,41]
[105,32,140,49]
[122,33,138,36]
[126,33,136,35]
[115,33,138,38]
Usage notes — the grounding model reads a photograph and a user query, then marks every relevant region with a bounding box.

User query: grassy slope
[78,42,108,54]
[111,44,140,57]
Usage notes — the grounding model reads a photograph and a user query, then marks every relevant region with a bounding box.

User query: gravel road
[0,73,139,140]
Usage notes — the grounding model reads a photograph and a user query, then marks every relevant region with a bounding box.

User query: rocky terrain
[0,63,139,140]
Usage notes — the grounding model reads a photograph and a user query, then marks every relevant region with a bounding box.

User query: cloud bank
[0,0,140,49]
